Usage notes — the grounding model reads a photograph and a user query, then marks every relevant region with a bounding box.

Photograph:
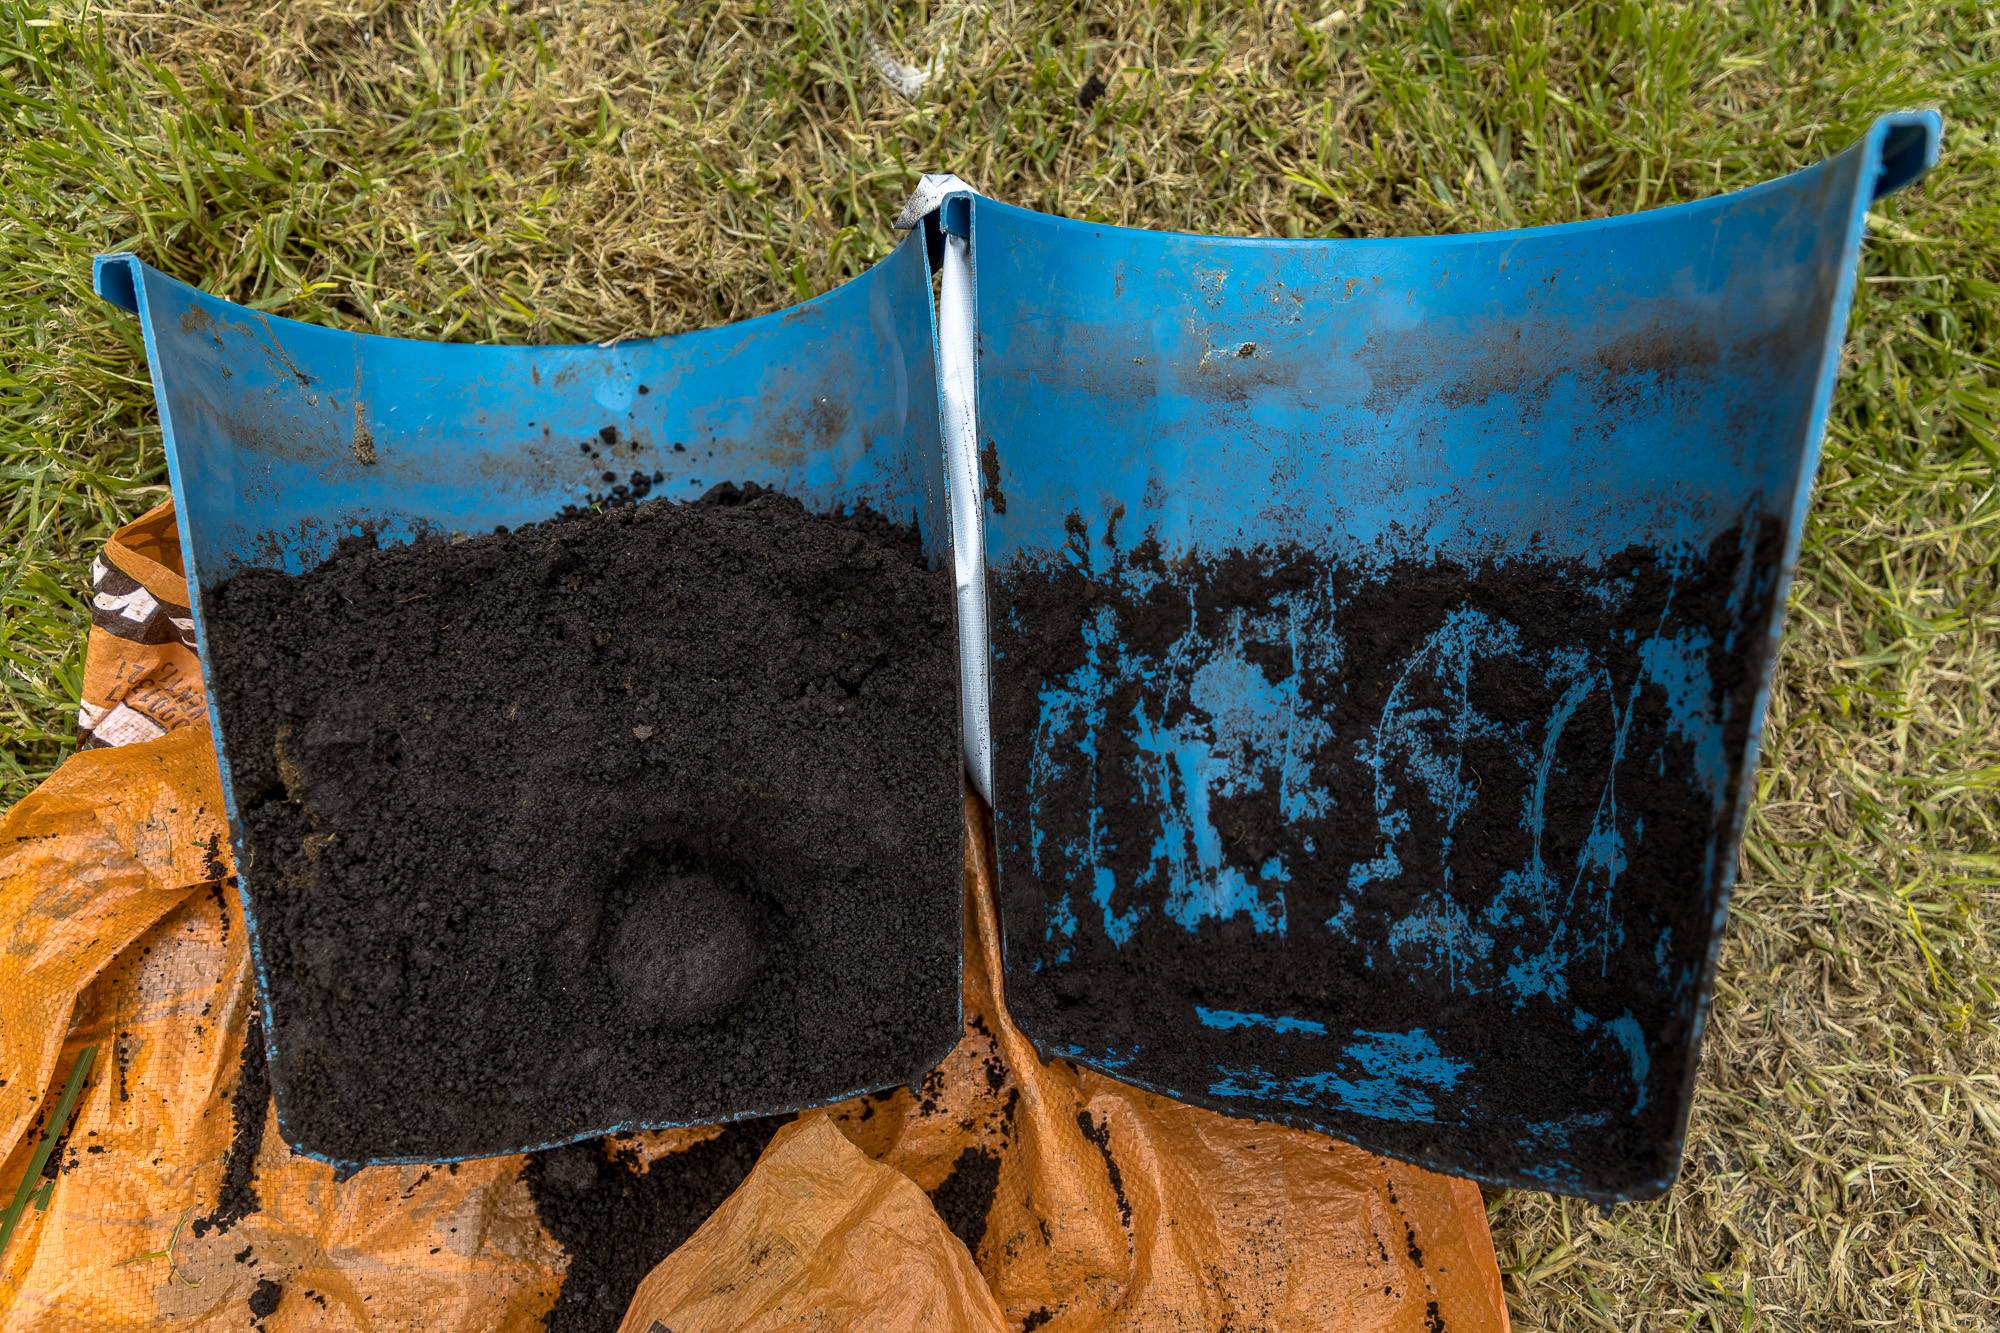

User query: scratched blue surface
[95,233,952,1167]
[979,113,1940,1199]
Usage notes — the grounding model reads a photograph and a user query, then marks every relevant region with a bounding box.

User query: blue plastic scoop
[972,112,1939,1199]
[94,231,962,1166]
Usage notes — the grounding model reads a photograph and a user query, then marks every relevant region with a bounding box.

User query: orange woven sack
[0,502,1508,1331]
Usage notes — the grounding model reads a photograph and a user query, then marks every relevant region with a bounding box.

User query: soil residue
[193,1016,268,1237]
[206,484,960,1161]
[351,408,376,466]
[1074,1111,1132,1229]
[247,1277,282,1325]
[990,515,1782,1193]
[978,439,1007,515]
[928,1145,1002,1257]
[526,1118,783,1333]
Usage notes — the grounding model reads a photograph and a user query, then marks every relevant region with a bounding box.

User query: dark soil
[927,1145,1001,1257]
[990,515,1782,1196]
[526,1118,784,1333]
[247,1277,283,1324]
[192,1015,269,1237]
[206,484,961,1162]
[1073,1110,1133,1230]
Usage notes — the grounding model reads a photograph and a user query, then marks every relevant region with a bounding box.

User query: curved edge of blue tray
[1656,105,1942,1202]
[92,237,966,1172]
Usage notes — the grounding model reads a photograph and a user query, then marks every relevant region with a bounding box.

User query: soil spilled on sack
[192,1015,269,1237]
[927,1145,1002,1257]
[247,1277,283,1326]
[206,484,960,1162]
[990,514,1783,1194]
[526,1118,784,1333]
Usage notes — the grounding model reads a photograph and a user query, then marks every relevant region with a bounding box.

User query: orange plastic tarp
[1,502,1509,1331]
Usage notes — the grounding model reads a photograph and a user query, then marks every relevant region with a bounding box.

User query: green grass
[0,1044,94,1259]
[2,0,1995,1326]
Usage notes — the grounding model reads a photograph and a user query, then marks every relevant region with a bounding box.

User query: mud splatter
[993,512,1783,1195]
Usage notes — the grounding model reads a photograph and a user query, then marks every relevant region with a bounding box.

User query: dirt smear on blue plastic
[989,513,1782,1197]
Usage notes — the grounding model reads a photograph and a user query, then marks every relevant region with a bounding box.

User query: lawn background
[2,1,1995,1326]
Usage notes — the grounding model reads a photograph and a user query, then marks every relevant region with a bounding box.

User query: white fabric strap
[897,175,992,801]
